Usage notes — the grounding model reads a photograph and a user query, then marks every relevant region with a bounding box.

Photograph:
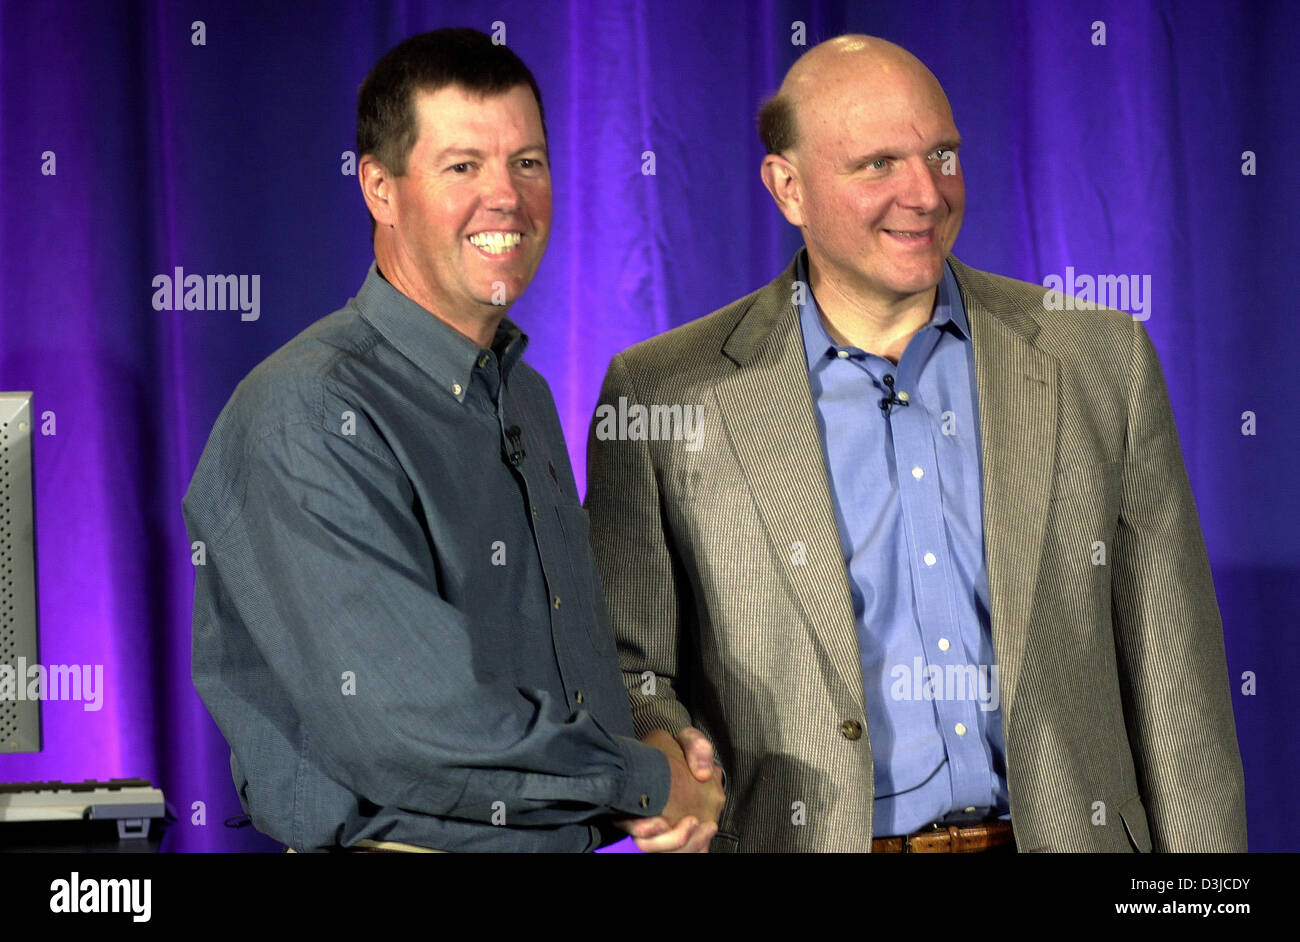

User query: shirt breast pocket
[554,503,620,655]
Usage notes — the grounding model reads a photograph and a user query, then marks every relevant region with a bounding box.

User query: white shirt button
[938,638,950,651]
[836,349,850,359]
[955,723,967,735]
[911,466,924,479]
[924,552,937,566]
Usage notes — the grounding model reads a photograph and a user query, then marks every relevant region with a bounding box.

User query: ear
[359,154,398,229]
[760,153,805,228]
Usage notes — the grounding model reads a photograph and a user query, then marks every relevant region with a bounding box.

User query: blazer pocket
[710,830,740,853]
[1118,795,1153,853]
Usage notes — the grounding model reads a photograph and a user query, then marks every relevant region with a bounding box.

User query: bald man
[584,35,1247,852]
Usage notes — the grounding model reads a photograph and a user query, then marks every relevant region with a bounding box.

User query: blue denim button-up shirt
[184,262,670,852]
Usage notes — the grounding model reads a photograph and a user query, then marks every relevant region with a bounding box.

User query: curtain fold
[0,0,1292,851]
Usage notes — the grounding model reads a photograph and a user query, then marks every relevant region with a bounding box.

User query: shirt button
[938,638,950,651]
[911,466,924,479]
[477,354,490,368]
[924,552,937,566]
[955,723,967,736]
[575,690,584,703]
[836,349,850,359]
[965,806,976,813]
[840,719,863,741]
[553,595,562,609]
[451,383,463,396]
[898,391,910,402]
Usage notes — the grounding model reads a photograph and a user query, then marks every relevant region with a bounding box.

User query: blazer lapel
[712,258,867,714]
[949,256,1058,720]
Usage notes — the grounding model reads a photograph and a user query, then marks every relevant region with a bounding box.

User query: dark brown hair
[357,28,547,234]
[757,93,797,155]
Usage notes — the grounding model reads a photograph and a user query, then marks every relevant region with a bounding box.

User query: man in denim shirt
[184,28,723,853]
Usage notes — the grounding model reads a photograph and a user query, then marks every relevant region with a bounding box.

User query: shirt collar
[794,247,970,373]
[353,261,529,405]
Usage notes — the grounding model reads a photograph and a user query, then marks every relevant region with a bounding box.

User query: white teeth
[468,232,522,254]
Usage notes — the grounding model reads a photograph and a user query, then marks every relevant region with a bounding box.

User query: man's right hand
[617,727,725,852]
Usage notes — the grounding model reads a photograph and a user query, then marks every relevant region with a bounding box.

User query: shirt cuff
[611,737,672,817]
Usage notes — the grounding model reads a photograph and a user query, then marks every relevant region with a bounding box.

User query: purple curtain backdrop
[0,0,1294,851]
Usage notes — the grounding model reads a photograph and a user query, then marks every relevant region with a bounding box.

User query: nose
[481,163,522,212]
[897,156,945,213]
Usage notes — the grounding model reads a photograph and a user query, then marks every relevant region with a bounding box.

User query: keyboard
[0,778,165,838]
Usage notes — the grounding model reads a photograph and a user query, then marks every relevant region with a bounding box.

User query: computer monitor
[1,392,40,753]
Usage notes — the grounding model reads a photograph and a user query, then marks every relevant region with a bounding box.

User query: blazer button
[840,719,863,740]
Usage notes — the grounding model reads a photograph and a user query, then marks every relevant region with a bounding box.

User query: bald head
[756,34,965,321]
[758,35,954,156]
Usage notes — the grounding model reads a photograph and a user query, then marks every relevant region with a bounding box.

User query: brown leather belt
[872,819,1015,853]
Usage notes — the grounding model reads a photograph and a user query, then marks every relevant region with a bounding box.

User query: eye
[517,157,545,170]
[448,162,473,174]
[868,158,888,171]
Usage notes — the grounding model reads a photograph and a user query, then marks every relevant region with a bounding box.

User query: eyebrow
[431,144,548,163]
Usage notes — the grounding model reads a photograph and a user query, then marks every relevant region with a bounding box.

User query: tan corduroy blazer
[584,253,1247,852]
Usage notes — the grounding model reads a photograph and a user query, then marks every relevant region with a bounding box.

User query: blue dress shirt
[184,262,670,852]
[795,250,1012,836]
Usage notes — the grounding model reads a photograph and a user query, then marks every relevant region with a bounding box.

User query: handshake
[616,727,726,853]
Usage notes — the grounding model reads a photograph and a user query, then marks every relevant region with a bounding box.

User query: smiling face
[368,83,551,334]
[764,40,964,312]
